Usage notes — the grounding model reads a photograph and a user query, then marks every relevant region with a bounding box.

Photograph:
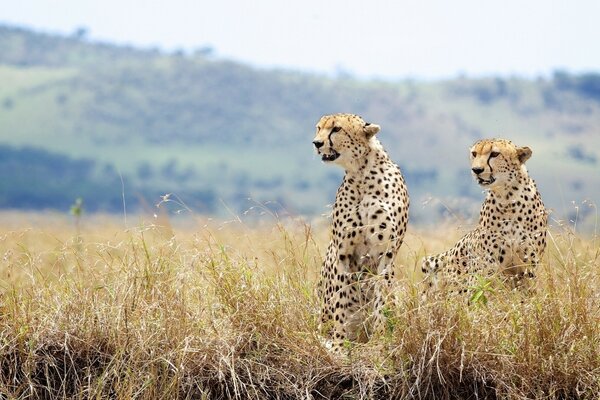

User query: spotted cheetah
[312,113,409,350]
[422,139,548,294]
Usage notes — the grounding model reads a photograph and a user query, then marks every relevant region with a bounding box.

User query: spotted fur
[422,139,548,294]
[313,113,409,352]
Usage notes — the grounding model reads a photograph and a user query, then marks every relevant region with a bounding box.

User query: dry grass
[0,211,599,399]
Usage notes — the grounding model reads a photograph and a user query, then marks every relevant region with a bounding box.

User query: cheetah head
[469,139,532,189]
[312,113,380,170]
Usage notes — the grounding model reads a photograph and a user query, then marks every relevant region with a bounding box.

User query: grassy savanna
[0,211,599,399]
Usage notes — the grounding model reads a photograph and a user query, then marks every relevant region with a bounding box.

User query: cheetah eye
[471,151,477,157]
[490,151,500,158]
[331,126,341,133]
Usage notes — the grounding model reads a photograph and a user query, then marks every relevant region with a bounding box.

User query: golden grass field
[0,210,598,399]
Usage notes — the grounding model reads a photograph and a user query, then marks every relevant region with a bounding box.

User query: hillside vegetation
[0,213,598,398]
[0,25,599,226]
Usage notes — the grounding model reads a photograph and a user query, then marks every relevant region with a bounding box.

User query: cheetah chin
[321,150,340,162]
[477,176,495,186]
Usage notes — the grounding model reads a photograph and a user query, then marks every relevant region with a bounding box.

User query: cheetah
[312,113,409,350]
[422,139,548,294]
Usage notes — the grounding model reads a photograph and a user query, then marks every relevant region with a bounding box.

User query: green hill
[0,25,599,226]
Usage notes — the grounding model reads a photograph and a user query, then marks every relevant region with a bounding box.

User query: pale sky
[2,0,600,79]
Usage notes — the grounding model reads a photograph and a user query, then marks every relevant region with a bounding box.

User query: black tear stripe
[328,131,334,148]
[487,154,494,176]
[328,127,346,148]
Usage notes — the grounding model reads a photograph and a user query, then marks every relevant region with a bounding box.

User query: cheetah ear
[364,123,380,138]
[516,146,532,164]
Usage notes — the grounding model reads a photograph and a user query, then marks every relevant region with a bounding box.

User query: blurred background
[1,0,599,229]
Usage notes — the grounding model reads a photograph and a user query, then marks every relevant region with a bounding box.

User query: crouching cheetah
[312,113,409,351]
[422,139,547,294]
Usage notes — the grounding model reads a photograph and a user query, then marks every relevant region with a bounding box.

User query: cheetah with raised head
[422,139,548,293]
[312,113,409,350]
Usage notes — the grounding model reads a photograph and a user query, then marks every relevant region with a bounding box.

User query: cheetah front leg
[359,202,402,337]
[336,236,369,343]
[505,238,540,291]
[421,231,483,296]
[421,250,450,293]
[318,245,366,353]
[318,241,337,335]
[369,251,397,337]
[325,221,370,351]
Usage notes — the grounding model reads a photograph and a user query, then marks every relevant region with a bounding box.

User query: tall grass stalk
[0,213,598,399]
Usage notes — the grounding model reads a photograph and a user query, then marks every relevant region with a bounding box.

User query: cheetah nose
[472,167,484,175]
[313,140,324,149]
